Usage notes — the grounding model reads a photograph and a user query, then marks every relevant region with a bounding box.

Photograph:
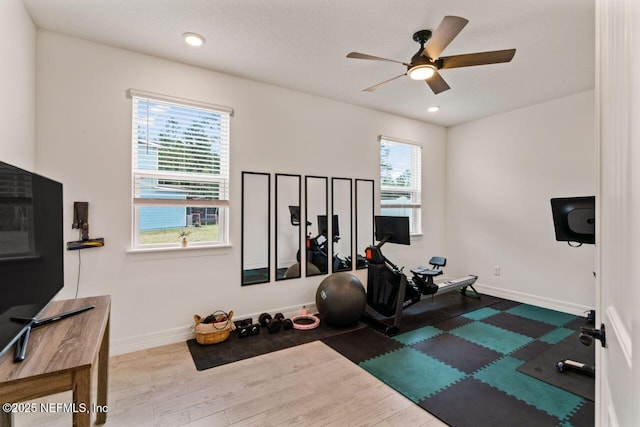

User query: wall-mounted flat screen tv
[550,196,595,245]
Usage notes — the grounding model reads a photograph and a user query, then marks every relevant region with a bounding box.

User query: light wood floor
[12,340,448,426]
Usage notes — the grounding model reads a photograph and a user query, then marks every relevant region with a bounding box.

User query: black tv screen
[288,205,301,226]
[0,161,63,357]
[375,216,410,245]
[550,196,595,244]
[317,215,339,237]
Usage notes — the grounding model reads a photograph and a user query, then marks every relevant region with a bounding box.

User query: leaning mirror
[275,174,301,280]
[355,179,374,270]
[305,176,328,277]
[331,178,352,272]
[242,172,270,285]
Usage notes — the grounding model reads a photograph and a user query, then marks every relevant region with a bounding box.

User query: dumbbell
[235,318,260,338]
[259,313,281,334]
[259,312,293,333]
[274,312,293,330]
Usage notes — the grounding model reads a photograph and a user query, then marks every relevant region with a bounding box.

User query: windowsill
[126,243,232,257]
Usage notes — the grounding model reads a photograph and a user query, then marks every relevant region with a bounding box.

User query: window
[380,136,422,234]
[130,90,231,248]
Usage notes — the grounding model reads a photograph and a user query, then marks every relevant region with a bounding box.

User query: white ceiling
[23,0,595,127]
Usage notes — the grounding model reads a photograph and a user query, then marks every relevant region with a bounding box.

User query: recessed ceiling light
[427,106,440,113]
[183,32,205,47]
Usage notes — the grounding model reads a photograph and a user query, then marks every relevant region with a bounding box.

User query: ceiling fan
[346,16,516,95]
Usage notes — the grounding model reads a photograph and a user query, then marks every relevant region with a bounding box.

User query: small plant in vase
[178,229,192,247]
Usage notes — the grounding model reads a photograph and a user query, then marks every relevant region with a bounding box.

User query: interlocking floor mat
[322,300,594,427]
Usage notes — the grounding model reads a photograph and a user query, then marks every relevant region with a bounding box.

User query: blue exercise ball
[316,273,366,328]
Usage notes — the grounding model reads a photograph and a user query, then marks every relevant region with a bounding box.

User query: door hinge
[580,323,606,347]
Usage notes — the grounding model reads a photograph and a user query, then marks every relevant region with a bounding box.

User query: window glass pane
[137,206,220,245]
[381,142,414,188]
[131,94,230,247]
[380,138,422,234]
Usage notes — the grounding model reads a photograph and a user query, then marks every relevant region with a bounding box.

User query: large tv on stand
[0,161,71,361]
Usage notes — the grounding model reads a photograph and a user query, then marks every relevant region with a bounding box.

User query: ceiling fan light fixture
[183,32,205,47]
[408,64,436,80]
[346,17,515,95]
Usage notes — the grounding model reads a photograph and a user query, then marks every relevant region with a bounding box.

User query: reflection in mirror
[332,178,352,272]
[276,174,301,280]
[305,176,328,277]
[355,179,374,270]
[242,172,270,285]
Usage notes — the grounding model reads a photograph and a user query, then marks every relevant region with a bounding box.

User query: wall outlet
[493,266,501,276]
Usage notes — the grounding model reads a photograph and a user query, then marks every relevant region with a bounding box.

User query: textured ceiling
[23,0,595,127]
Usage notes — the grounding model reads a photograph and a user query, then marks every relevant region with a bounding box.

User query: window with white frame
[379,136,422,234]
[130,90,231,248]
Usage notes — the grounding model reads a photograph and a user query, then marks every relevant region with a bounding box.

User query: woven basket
[194,310,235,345]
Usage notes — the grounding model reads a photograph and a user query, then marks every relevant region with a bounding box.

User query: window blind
[131,93,230,208]
[379,137,422,209]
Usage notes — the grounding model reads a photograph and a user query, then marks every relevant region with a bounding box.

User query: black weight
[235,318,252,328]
[249,324,260,335]
[236,318,260,338]
[267,318,282,334]
[258,312,291,334]
[238,326,250,338]
[259,313,272,327]
[273,313,293,331]
[282,318,293,330]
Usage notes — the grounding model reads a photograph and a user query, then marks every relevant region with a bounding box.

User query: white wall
[0,0,36,170]
[35,31,447,354]
[446,90,596,314]
[274,174,300,271]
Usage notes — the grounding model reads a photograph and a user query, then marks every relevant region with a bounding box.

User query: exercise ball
[315,273,366,328]
[285,263,321,278]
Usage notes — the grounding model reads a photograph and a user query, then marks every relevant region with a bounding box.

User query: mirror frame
[241,171,271,286]
[275,173,301,281]
[331,177,353,273]
[355,179,375,270]
[305,176,329,277]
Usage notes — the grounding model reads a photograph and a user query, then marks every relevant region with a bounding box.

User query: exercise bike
[289,206,329,274]
[362,216,479,335]
[318,213,352,271]
[290,207,351,273]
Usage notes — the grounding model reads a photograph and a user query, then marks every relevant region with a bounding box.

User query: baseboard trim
[111,325,194,356]
[474,283,592,316]
[111,302,318,356]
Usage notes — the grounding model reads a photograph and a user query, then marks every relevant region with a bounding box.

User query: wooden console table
[0,296,110,427]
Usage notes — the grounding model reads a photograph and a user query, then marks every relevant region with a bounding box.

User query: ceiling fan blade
[363,74,406,92]
[424,16,469,60]
[425,71,450,94]
[347,52,406,65]
[439,49,516,69]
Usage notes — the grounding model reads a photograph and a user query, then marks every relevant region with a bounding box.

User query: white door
[595,0,639,425]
